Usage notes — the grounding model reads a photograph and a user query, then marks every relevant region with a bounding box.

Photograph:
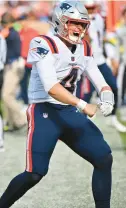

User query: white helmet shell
[52,1,90,44]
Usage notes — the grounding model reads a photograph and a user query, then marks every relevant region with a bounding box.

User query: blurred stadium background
[0,0,126,207]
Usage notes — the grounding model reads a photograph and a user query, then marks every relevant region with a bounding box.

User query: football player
[76,0,126,132]
[0,2,114,208]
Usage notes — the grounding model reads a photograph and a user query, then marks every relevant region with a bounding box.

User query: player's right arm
[48,83,97,117]
[27,37,97,117]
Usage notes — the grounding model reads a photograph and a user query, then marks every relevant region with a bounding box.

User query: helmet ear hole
[55,21,59,25]
[55,21,59,33]
[54,27,58,33]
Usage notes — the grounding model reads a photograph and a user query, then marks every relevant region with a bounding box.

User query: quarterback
[0,1,114,208]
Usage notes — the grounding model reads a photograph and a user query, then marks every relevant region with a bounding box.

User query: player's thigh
[61,112,111,166]
[98,63,117,90]
[26,103,62,175]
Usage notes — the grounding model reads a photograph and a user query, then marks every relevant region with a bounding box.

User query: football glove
[98,102,113,116]
[99,88,114,116]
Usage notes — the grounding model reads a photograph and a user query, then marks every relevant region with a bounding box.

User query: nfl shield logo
[43,113,48,118]
[71,57,75,61]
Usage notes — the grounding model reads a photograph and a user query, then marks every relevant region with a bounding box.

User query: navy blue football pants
[0,102,112,208]
[26,102,111,175]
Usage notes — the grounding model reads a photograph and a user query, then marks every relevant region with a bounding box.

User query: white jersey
[27,34,108,104]
[88,13,106,65]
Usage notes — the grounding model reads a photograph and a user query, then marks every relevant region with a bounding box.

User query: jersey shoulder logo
[60,3,72,12]
[31,46,49,58]
[43,113,48,118]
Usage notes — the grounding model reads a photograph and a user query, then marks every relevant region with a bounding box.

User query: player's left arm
[85,56,114,116]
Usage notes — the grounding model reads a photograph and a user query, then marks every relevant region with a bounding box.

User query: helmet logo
[60,3,72,13]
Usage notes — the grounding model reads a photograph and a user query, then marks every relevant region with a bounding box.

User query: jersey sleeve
[27,36,59,92]
[27,37,51,64]
[84,56,108,93]
[36,54,59,92]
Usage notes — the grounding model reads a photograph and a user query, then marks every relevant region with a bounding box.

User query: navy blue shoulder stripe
[40,35,58,53]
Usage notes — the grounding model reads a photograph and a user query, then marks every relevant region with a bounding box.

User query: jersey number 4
[60,67,78,93]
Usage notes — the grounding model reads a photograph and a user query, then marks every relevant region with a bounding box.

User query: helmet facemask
[58,16,90,44]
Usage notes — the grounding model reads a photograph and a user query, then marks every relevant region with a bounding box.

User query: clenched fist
[83,103,98,118]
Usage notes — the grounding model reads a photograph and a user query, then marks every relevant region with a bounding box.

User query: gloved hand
[99,87,114,116]
[98,102,113,117]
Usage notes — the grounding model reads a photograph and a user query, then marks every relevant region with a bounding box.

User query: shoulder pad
[40,35,59,54]
[30,35,59,54]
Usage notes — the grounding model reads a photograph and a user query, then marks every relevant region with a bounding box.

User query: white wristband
[76,99,87,112]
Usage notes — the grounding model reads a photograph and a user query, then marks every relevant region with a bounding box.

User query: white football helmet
[52,1,90,44]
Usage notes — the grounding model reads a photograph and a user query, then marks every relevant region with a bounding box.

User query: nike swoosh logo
[35,40,41,44]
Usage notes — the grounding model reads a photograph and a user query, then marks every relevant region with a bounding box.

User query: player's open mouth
[73,32,79,37]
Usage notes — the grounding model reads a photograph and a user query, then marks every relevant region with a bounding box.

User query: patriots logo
[31,47,49,58]
[60,3,72,12]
